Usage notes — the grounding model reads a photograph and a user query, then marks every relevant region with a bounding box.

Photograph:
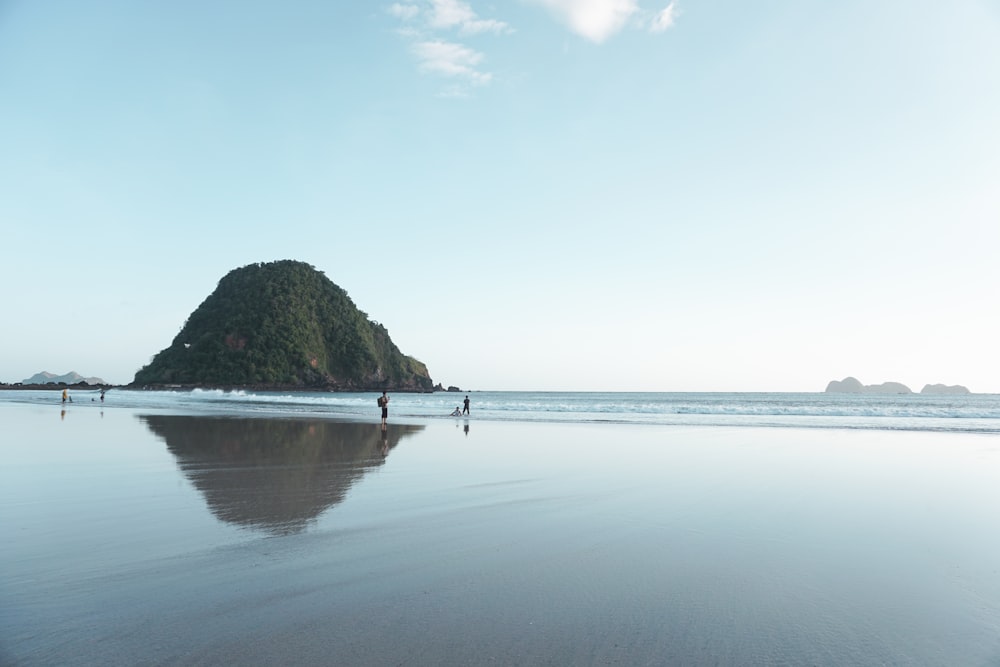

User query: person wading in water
[379,391,390,426]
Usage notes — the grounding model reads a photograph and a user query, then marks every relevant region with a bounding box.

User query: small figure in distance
[450,406,462,417]
[100,388,106,403]
[379,391,389,426]
[463,395,470,415]
[62,388,67,404]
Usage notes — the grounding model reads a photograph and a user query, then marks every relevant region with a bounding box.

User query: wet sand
[3,402,1000,665]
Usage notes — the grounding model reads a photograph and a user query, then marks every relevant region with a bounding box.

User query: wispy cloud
[413,40,492,85]
[528,0,679,43]
[388,2,420,21]
[427,0,512,34]
[648,2,679,33]
[387,0,509,95]
[387,0,679,95]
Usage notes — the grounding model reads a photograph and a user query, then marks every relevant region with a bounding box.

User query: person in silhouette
[379,391,389,426]
[463,395,470,415]
[100,388,105,402]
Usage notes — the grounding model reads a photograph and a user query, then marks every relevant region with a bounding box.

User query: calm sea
[9,388,1000,432]
[4,389,1000,665]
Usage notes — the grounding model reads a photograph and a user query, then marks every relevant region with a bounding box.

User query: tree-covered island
[132,260,434,391]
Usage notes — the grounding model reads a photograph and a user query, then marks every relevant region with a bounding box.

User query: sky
[1,0,999,392]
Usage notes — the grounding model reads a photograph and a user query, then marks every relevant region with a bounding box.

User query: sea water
[8,388,1000,432]
[3,390,1000,665]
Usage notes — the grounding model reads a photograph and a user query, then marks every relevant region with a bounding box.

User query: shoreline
[3,389,998,431]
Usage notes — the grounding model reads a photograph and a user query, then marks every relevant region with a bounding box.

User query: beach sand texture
[3,402,1000,665]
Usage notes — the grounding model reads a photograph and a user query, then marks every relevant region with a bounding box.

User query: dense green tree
[132,260,433,390]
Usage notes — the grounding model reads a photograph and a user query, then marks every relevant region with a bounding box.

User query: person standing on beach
[463,395,470,415]
[61,388,67,404]
[379,391,389,426]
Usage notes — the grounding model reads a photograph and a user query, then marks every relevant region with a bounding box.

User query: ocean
[10,387,1000,432]
[3,390,1000,665]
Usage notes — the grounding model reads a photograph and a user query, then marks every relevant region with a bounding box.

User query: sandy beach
[3,399,1000,665]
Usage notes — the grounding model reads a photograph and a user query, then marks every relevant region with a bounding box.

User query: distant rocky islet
[825,376,970,395]
[21,371,107,386]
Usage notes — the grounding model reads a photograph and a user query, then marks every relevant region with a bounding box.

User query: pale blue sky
[2,0,998,391]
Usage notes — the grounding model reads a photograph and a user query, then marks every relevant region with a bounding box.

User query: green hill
[132,260,433,391]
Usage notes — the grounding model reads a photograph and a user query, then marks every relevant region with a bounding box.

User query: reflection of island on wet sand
[140,416,424,535]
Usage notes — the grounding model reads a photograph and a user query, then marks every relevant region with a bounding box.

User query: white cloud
[388,3,420,21]
[427,0,511,34]
[388,1,509,94]
[389,0,678,96]
[531,0,638,43]
[461,17,512,35]
[394,26,423,38]
[413,40,492,85]
[649,1,678,33]
[528,0,679,42]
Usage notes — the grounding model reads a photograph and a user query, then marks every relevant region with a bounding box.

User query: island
[919,384,971,395]
[131,260,434,392]
[825,377,912,394]
[826,377,972,394]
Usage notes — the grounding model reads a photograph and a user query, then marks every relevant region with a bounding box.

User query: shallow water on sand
[2,403,1000,665]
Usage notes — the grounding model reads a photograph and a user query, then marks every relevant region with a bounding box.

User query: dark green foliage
[133,260,433,390]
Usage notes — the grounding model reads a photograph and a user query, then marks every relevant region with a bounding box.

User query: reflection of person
[379,391,389,426]
[463,395,470,415]
[450,406,462,416]
[62,388,67,404]
[464,422,469,436]
[381,424,389,457]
